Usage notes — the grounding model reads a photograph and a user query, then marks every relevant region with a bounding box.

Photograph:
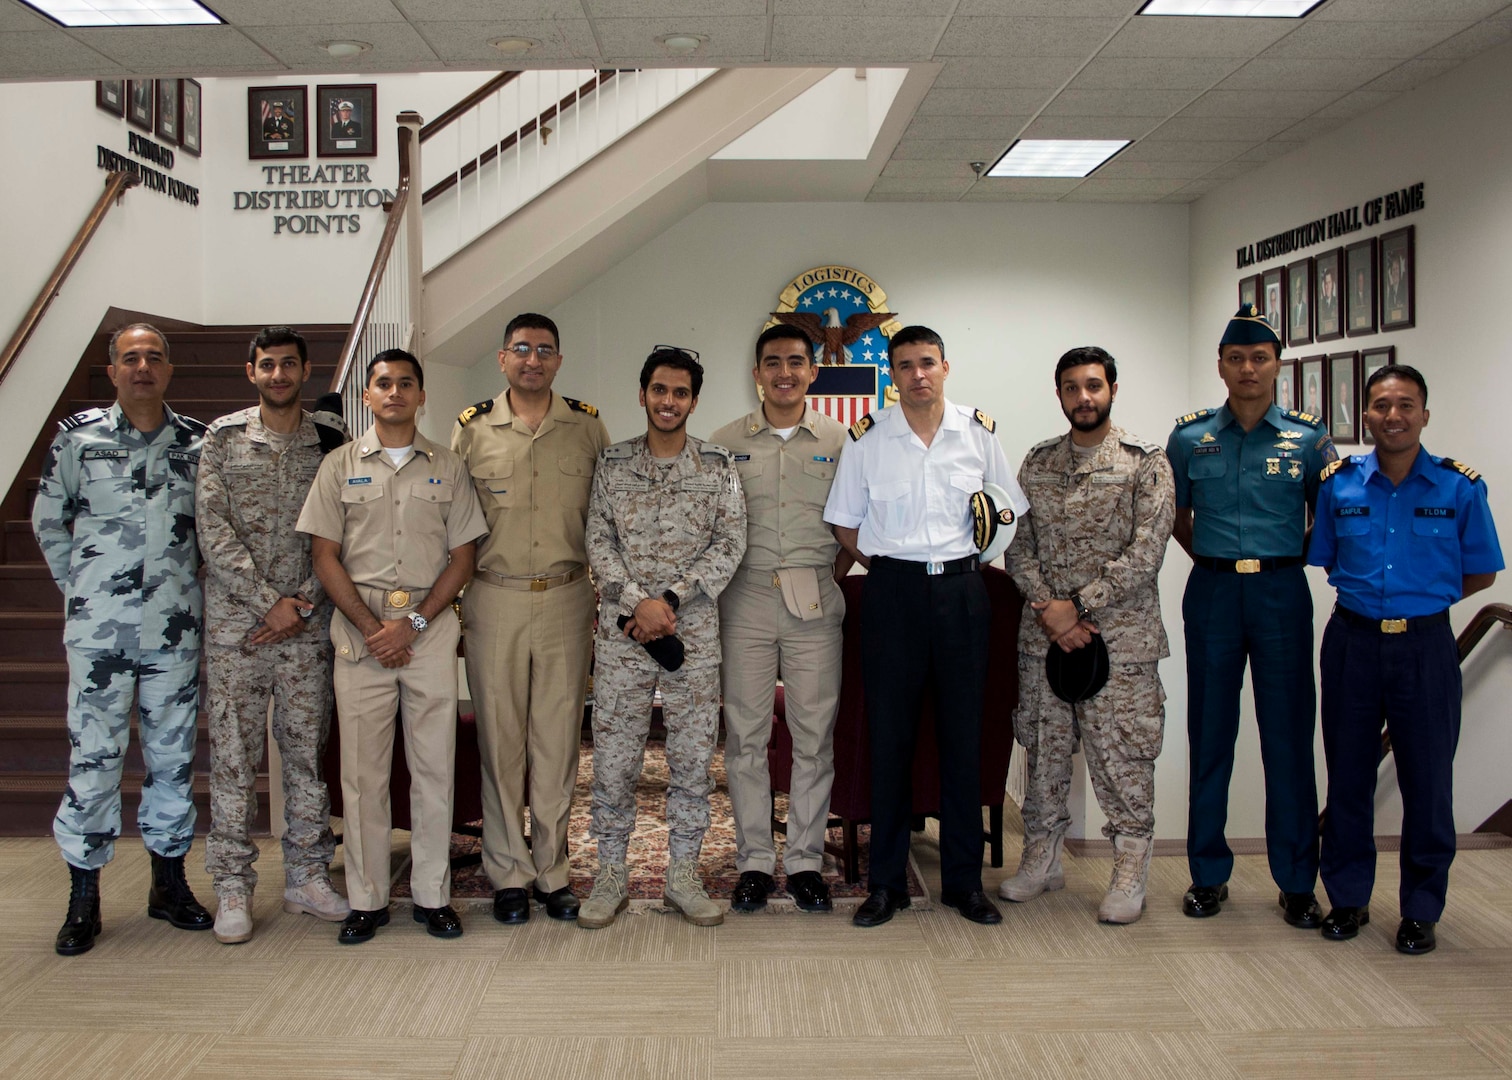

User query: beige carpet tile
[1445,847,1512,892]
[718,957,952,1038]
[1365,948,1512,1026]
[1158,949,1434,1031]
[715,1037,980,1079]
[456,1036,712,1080]
[107,890,320,962]
[967,1031,1243,1080]
[2,959,284,1031]
[937,958,1203,1033]
[290,907,551,961]
[235,958,496,1038]
[1209,1029,1505,1079]
[475,963,718,1036]
[715,905,931,959]
[1117,889,1336,956]
[491,905,718,964]
[0,1031,216,1080]
[924,888,1140,961]
[1462,1023,1512,1074]
[1428,889,1512,953]
[191,1037,463,1080]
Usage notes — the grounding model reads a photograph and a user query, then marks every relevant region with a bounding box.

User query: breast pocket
[558,454,595,509]
[799,458,835,508]
[473,458,514,510]
[339,482,386,528]
[1187,454,1235,512]
[869,479,917,534]
[1335,515,1372,537]
[81,456,134,517]
[1411,515,1454,540]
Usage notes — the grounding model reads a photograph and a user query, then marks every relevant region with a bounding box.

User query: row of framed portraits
[1241,225,1415,346]
[96,78,201,156]
[1275,345,1399,446]
[247,84,379,161]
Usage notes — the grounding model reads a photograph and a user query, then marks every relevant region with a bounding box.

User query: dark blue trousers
[860,563,990,895]
[1320,612,1460,922]
[1183,563,1319,892]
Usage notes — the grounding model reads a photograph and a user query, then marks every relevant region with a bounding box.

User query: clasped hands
[1032,598,1100,654]
[247,596,312,646]
[623,596,677,644]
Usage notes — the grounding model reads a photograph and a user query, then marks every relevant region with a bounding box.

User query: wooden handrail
[1458,602,1512,662]
[421,71,621,206]
[330,121,416,396]
[420,70,523,143]
[0,170,139,389]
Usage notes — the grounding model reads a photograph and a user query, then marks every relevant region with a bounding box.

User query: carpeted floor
[391,743,928,905]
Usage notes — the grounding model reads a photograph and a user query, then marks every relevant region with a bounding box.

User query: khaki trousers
[718,571,843,875]
[332,604,460,910]
[462,574,595,892]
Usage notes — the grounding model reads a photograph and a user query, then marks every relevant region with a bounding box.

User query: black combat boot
[56,863,102,956]
[147,852,213,930]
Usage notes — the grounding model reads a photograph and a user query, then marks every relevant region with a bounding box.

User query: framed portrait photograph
[155,78,180,145]
[1274,359,1300,413]
[1262,267,1284,336]
[1239,273,1261,314]
[179,78,202,156]
[1299,355,1326,422]
[1345,237,1377,337]
[1327,351,1360,444]
[1314,247,1343,343]
[1285,257,1312,347]
[127,79,154,132]
[316,83,378,158]
[96,79,125,118]
[248,85,308,160]
[1359,345,1397,445]
[1380,225,1415,331]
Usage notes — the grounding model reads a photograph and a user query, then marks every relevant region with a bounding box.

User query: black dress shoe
[532,885,580,921]
[493,887,530,924]
[1182,883,1228,918]
[786,871,833,913]
[731,870,775,913]
[852,887,910,928]
[1396,918,1437,955]
[414,904,464,939]
[338,907,390,944]
[941,889,1003,925]
[1280,890,1323,929]
[1321,905,1370,941]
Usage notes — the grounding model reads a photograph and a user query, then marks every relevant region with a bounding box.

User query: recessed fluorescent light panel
[1137,0,1324,16]
[18,0,222,27]
[986,140,1129,179]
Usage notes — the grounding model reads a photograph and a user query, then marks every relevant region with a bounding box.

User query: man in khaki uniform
[452,313,609,924]
[712,325,849,914]
[297,349,487,944]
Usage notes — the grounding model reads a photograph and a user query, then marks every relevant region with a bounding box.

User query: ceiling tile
[211,0,409,25]
[1178,88,1344,119]
[1216,56,1398,91]
[0,3,51,31]
[959,188,1066,201]
[891,137,1015,159]
[931,55,1086,88]
[1062,188,1166,202]
[1041,87,1197,116]
[934,17,1123,57]
[918,87,1056,115]
[870,176,975,194]
[955,0,1143,13]
[0,29,116,76]
[1263,21,1474,59]
[1161,179,1220,201]
[1150,114,1291,141]
[1098,16,1295,58]
[1362,58,1462,92]
[1118,138,1256,161]
[1020,114,1164,139]
[1068,55,1245,90]
[1421,18,1512,59]
[69,27,283,72]
[411,19,599,62]
[1093,158,1214,179]
[881,159,980,178]
[1235,139,1304,161]
[587,0,767,14]
[770,16,945,60]
[1275,115,1346,141]
[1314,89,1398,119]
[594,16,768,59]
[396,0,583,16]
[1313,0,1508,20]
[1067,175,1186,195]
[903,114,1028,141]
[866,191,957,201]
[775,0,957,12]
[963,176,1080,194]
[1200,161,1249,180]
[242,21,440,67]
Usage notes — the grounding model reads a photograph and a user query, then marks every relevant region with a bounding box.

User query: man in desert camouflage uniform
[1002,346,1175,924]
[196,327,351,943]
[32,323,214,956]
[580,346,746,929]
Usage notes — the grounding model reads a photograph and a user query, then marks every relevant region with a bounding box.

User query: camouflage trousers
[1015,655,1166,841]
[590,640,721,864]
[56,646,200,869]
[204,640,336,896]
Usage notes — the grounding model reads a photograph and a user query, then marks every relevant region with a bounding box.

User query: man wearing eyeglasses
[452,313,609,924]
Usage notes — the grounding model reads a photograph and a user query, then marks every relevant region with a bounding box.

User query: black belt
[1334,604,1449,635]
[871,554,979,576]
[1192,555,1305,574]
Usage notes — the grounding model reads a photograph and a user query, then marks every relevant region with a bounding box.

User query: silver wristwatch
[408,612,429,633]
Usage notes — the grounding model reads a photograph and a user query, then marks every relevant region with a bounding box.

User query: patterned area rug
[390,742,929,906]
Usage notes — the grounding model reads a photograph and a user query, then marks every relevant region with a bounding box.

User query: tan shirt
[296,424,487,592]
[451,390,609,578]
[711,406,845,572]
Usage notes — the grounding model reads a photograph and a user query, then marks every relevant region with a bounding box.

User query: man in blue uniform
[1167,304,1336,927]
[1309,365,1501,955]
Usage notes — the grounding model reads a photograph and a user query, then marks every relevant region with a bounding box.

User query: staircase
[0,313,345,835]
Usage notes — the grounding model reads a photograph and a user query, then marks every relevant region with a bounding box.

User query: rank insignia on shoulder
[563,396,599,418]
[1284,409,1322,426]
[1319,458,1350,483]
[603,444,633,460]
[701,443,732,460]
[457,399,494,427]
[59,407,107,432]
[1439,458,1482,483]
[972,408,996,434]
[1175,409,1213,427]
[849,414,874,441]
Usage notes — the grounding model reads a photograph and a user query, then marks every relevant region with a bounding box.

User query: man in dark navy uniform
[1309,364,1502,955]
[263,101,294,141]
[1167,304,1337,927]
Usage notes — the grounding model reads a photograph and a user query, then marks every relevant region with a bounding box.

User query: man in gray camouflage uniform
[196,327,351,943]
[32,323,214,955]
[1003,346,1175,924]
[581,346,746,929]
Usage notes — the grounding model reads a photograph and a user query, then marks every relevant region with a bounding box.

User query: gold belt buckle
[530,577,549,592]
[387,589,410,608]
[1380,618,1408,634]
[772,572,781,588]
[1234,559,1261,574]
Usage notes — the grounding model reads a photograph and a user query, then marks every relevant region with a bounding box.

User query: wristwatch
[661,589,681,612]
[408,612,429,633]
[293,596,313,619]
[1071,593,1091,622]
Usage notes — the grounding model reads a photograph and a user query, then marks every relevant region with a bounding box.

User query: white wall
[1187,40,1512,841]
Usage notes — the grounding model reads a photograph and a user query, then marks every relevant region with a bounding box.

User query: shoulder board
[1173,408,1213,428]
[563,396,599,418]
[456,398,494,427]
[699,442,732,460]
[1284,408,1324,428]
[971,408,996,434]
[1118,432,1162,454]
[602,443,633,461]
[58,407,107,432]
[848,414,875,442]
[1438,457,1482,484]
[1319,457,1357,483]
[1029,434,1062,454]
[176,414,208,435]
[207,411,251,434]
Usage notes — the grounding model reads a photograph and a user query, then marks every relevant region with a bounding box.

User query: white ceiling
[5,0,1510,203]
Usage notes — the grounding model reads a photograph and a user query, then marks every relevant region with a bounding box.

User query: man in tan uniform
[452,313,609,923]
[712,325,849,914]
[297,348,487,944]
